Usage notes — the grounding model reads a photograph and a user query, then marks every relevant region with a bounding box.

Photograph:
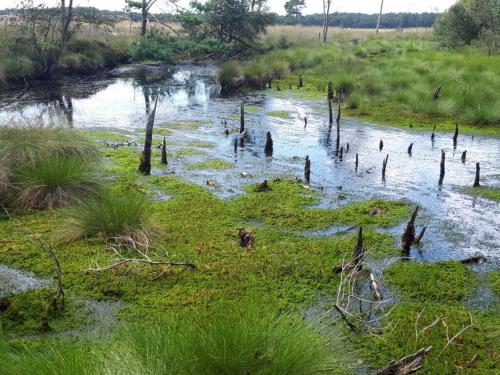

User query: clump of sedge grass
[66,194,152,244]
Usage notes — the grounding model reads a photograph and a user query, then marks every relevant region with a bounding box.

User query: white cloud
[2,0,457,14]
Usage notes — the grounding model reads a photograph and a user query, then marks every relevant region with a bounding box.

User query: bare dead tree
[375,0,384,34]
[322,0,332,43]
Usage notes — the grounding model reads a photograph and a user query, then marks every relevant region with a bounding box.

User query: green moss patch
[186,159,234,170]
[487,271,500,295]
[385,261,477,301]
[464,187,500,202]
[266,111,290,119]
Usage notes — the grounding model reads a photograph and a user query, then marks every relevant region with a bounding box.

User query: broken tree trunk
[336,104,341,126]
[408,143,413,156]
[264,131,273,157]
[382,154,389,181]
[240,104,245,134]
[353,226,365,272]
[138,96,158,175]
[374,346,432,375]
[369,272,383,301]
[233,139,238,153]
[329,99,333,125]
[355,153,359,172]
[327,81,334,100]
[339,146,344,161]
[304,155,311,183]
[346,142,350,153]
[439,150,445,186]
[304,117,308,128]
[453,124,459,149]
[161,137,168,164]
[402,206,419,257]
[473,162,480,187]
[461,150,467,163]
[379,139,384,152]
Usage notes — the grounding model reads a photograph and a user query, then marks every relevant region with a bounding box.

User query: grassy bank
[220,36,500,136]
[0,125,498,374]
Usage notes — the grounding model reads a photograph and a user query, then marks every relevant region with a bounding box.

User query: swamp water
[0,63,499,298]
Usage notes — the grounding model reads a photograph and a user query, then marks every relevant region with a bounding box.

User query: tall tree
[60,0,74,42]
[284,0,306,21]
[125,0,159,36]
[322,0,332,43]
[376,0,384,33]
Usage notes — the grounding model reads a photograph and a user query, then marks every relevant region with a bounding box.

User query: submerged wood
[374,346,432,375]
[402,206,419,257]
[264,131,273,156]
[138,96,158,175]
[414,227,427,244]
[460,255,487,264]
[346,142,350,153]
[304,117,308,128]
[161,136,168,164]
[473,162,480,187]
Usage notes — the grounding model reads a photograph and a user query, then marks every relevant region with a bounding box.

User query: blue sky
[1,0,457,14]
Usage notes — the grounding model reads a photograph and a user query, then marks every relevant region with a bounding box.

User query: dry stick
[138,96,158,175]
[240,104,245,134]
[374,347,432,375]
[379,139,384,151]
[440,314,473,356]
[473,162,480,187]
[439,150,446,186]
[382,154,389,181]
[461,150,467,163]
[327,81,334,100]
[355,153,359,172]
[402,206,419,257]
[264,131,273,157]
[304,155,311,182]
[333,303,357,331]
[453,124,459,149]
[414,227,427,244]
[369,272,383,301]
[408,143,414,156]
[161,136,168,164]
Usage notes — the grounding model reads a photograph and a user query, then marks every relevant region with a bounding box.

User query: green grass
[266,111,290,118]
[65,193,150,242]
[487,271,500,295]
[385,261,477,301]
[464,187,500,202]
[221,37,500,135]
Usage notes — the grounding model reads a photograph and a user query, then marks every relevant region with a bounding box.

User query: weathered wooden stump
[461,150,467,163]
[375,347,432,375]
[439,150,445,186]
[138,97,158,175]
[268,80,272,89]
[353,226,365,272]
[339,146,344,161]
[233,139,238,153]
[299,75,303,88]
[382,154,389,181]
[369,273,383,301]
[346,142,350,153]
[304,117,308,128]
[379,139,384,152]
[328,99,333,125]
[264,131,273,157]
[408,143,414,156]
[402,206,419,257]
[473,162,480,187]
[161,136,168,165]
[304,155,311,183]
[336,104,341,125]
[240,104,245,134]
[453,124,459,149]
[255,180,270,192]
[355,153,359,172]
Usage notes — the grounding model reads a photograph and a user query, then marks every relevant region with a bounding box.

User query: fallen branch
[374,346,432,375]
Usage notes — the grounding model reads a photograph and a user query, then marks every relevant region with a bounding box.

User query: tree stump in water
[336,104,341,126]
[379,139,384,152]
[453,124,459,149]
[240,104,245,134]
[298,75,303,88]
[461,150,467,163]
[402,206,419,257]
[353,226,365,272]
[382,154,389,181]
[328,99,333,125]
[255,180,270,192]
[408,143,413,156]
[439,150,445,186]
[264,131,273,157]
[304,156,311,183]
[414,227,427,244]
[304,117,307,128]
[355,153,359,172]
[138,96,158,175]
[346,142,350,153]
[233,139,238,153]
[339,146,344,161]
[473,162,480,187]
[161,136,168,165]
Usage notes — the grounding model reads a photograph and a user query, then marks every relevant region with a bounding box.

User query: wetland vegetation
[0,0,499,374]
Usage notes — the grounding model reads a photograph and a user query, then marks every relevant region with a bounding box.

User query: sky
[1,0,458,14]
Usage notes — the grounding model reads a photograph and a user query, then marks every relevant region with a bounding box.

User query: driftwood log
[374,347,432,375]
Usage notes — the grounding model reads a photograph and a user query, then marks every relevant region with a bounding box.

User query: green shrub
[128,31,177,63]
[66,194,150,242]
[346,93,362,109]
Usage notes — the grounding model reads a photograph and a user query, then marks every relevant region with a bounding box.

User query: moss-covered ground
[1,131,498,373]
